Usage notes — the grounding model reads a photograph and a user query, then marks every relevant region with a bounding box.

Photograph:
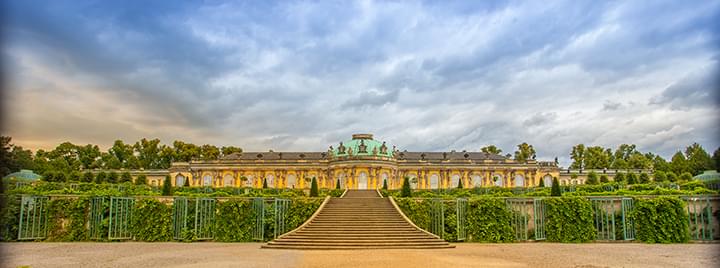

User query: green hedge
[539,197,596,242]
[465,198,515,242]
[633,196,689,243]
[131,198,173,241]
[214,199,255,242]
[47,198,90,241]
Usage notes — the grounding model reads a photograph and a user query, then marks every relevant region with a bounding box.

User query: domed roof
[332,134,393,158]
[693,170,720,182]
[3,169,42,181]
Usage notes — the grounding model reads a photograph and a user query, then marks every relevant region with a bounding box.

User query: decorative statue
[347,147,353,156]
[327,146,334,158]
[338,142,346,154]
[358,140,367,153]
[372,146,378,155]
[380,142,388,154]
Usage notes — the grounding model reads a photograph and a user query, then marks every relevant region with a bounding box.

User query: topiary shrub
[639,173,650,184]
[162,175,172,196]
[131,198,172,241]
[586,172,599,185]
[383,179,388,190]
[135,174,147,185]
[401,177,412,197]
[614,172,625,183]
[551,177,561,196]
[666,172,678,182]
[263,178,268,189]
[544,197,595,242]
[632,196,689,243]
[107,172,119,183]
[679,172,693,181]
[336,179,341,189]
[120,172,133,183]
[599,174,609,183]
[309,177,318,197]
[627,173,638,185]
[95,172,107,184]
[82,171,94,183]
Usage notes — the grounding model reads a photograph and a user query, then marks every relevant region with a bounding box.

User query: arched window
[451,174,461,188]
[493,174,504,187]
[380,172,388,189]
[409,175,418,189]
[336,173,346,189]
[471,175,482,188]
[430,174,440,189]
[203,174,212,186]
[543,175,553,187]
[358,172,368,189]
[265,175,275,188]
[286,174,296,189]
[245,175,254,187]
[175,174,186,187]
[514,175,525,187]
[223,174,234,187]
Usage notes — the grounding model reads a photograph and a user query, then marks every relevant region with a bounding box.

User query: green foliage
[46,198,90,241]
[382,178,388,190]
[639,173,650,184]
[626,173,638,185]
[551,177,561,196]
[614,172,625,183]
[335,179,340,189]
[457,178,464,189]
[679,172,693,181]
[465,198,515,242]
[135,174,147,185]
[213,199,255,241]
[95,172,107,184]
[586,171,599,185]
[632,196,689,243]
[263,178,268,189]
[162,175,172,196]
[82,171,94,183]
[538,178,545,187]
[654,171,667,182]
[666,172,678,182]
[401,177,412,197]
[120,172,132,183]
[130,198,172,241]
[309,177,318,197]
[599,174,609,183]
[107,171,118,183]
[544,197,596,242]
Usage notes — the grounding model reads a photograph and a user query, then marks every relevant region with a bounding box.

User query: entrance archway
[471,175,482,188]
[514,175,525,187]
[175,174,186,187]
[543,175,553,187]
[430,174,439,189]
[286,174,296,189]
[203,174,212,186]
[451,174,461,188]
[380,172,388,189]
[358,172,368,189]
[223,174,234,187]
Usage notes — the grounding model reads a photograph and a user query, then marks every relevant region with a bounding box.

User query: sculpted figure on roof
[338,142,346,154]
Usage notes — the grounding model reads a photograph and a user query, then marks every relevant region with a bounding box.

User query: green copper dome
[3,169,42,181]
[332,134,393,158]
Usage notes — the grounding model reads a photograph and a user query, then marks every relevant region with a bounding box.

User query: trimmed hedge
[465,198,515,242]
[633,196,690,243]
[131,198,173,241]
[47,198,90,241]
[544,197,596,242]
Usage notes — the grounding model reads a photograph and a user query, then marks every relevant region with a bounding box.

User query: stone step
[261,245,454,250]
[268,241,449,246]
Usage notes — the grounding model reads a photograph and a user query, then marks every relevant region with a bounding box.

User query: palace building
[166,134,560,189]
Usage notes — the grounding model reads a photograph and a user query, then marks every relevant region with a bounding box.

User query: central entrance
[358,172,368,189]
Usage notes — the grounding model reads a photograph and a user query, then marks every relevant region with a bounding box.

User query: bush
[68,171,82,182]
[654,171,667,182]
[544,197,596,242]
[600,174,609,183]
[214,199,256,242]
[586,172,599,185]
[120,172,133,183]
[633,196,689,243]
[131,198,172,241]
[465,198,515,242]
[639,173,650,184]
[538,179,545,187]
[614,172,625,183]
[309,177,318,197]
[336,179,341,189]
[46,198,89,241]
[627,173,638,185]
[263,178,268,189]
[667,172,678,182]
[82,171,94,183]
[551,177,561,196]
[135,174,147,185]
[107,172,118,183]
[679,172,693,181]
[95,172,107,184]
[162,175,172,196]
[401,177,412,197]
[382,179,388,190]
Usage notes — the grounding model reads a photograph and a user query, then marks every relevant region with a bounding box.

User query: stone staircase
[262,190,453,249]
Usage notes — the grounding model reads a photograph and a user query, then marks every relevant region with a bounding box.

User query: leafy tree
[613,172,625,183]
[570,144,585,169]
[382,179,388,190]
[263,178,268,189]
[42,171,56,182]
[161,175,172,196]
[550,177,561,196]
[480,145,502,155]
[120,171,133,183]
[684,143,713,175]
[638,173,650,184]
[107,171,119,183]
[666,172,678,182]
[651,154,670,172]
[336,179,341,189]
[679,172,693,181]
[172,141,202,162]
[0,136,16,177]
[584,146,612,169]
[134,138,163,169]
[457,178,464,189]
[183,177,190,187]
[713,147,720,172]
[653,171,667,182]
[221,146,243,156]
[514,143,536,162]
[200,144,221,160]
[135,174,148,185]
[108,140,139,169]
[586,171,599,185]
[401,177,412,197]
[626,173,638,185]
[599,174,609,183]
[82,171,94,183]
[538,178,545,187]
[95,171,107,183]
[68,171,82,182]
[628,152,652,169]
[309,177,319,197]
[670,151,689,175]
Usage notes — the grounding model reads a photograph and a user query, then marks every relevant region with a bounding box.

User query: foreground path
[263,190,452,249]
[2,242,718,267]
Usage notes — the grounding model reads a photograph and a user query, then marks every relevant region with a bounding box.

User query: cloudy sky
[1,0,718,165]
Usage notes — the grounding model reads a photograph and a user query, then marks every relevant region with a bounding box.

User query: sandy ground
[1,242,718,268]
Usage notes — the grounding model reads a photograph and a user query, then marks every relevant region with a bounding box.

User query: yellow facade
[166,134,560,189]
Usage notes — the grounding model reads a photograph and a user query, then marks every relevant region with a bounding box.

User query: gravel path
[2,242,718,268]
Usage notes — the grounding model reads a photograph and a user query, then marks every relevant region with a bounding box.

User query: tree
[651,154,670,172]
[95,172,107,184]
[221,146,243,156]
[82,171,94,183]
[586,171,599,185]
[679,172,693,181]
[654,171,667,182]
[713,147,720,172]
[480,145,502,155]
[309,177,319,197]
[200,144,221,160]
[570,144,586,169]
[666,171,678,182]
[626,173,637,185]
[120,171,133,183]
[638,173,650,184]
[584,146,612,169]
[614,172,625,183]
[401,177,412,197]
[134,138,163,169]
[107,171,119,183]
[670,151,689,175]
[457,178,464,189]
[336,179,341,189]
[684,143,713,175]
[161,175,172,196]
[184,177,190,187]
[514,143,536,162]
[382,179,388,190]
[538,178,545,187]
[551,177,561,196]
[263,178,268,189]
[0,136,16,177]
[599,174,609,183]
[135,174,148,185]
